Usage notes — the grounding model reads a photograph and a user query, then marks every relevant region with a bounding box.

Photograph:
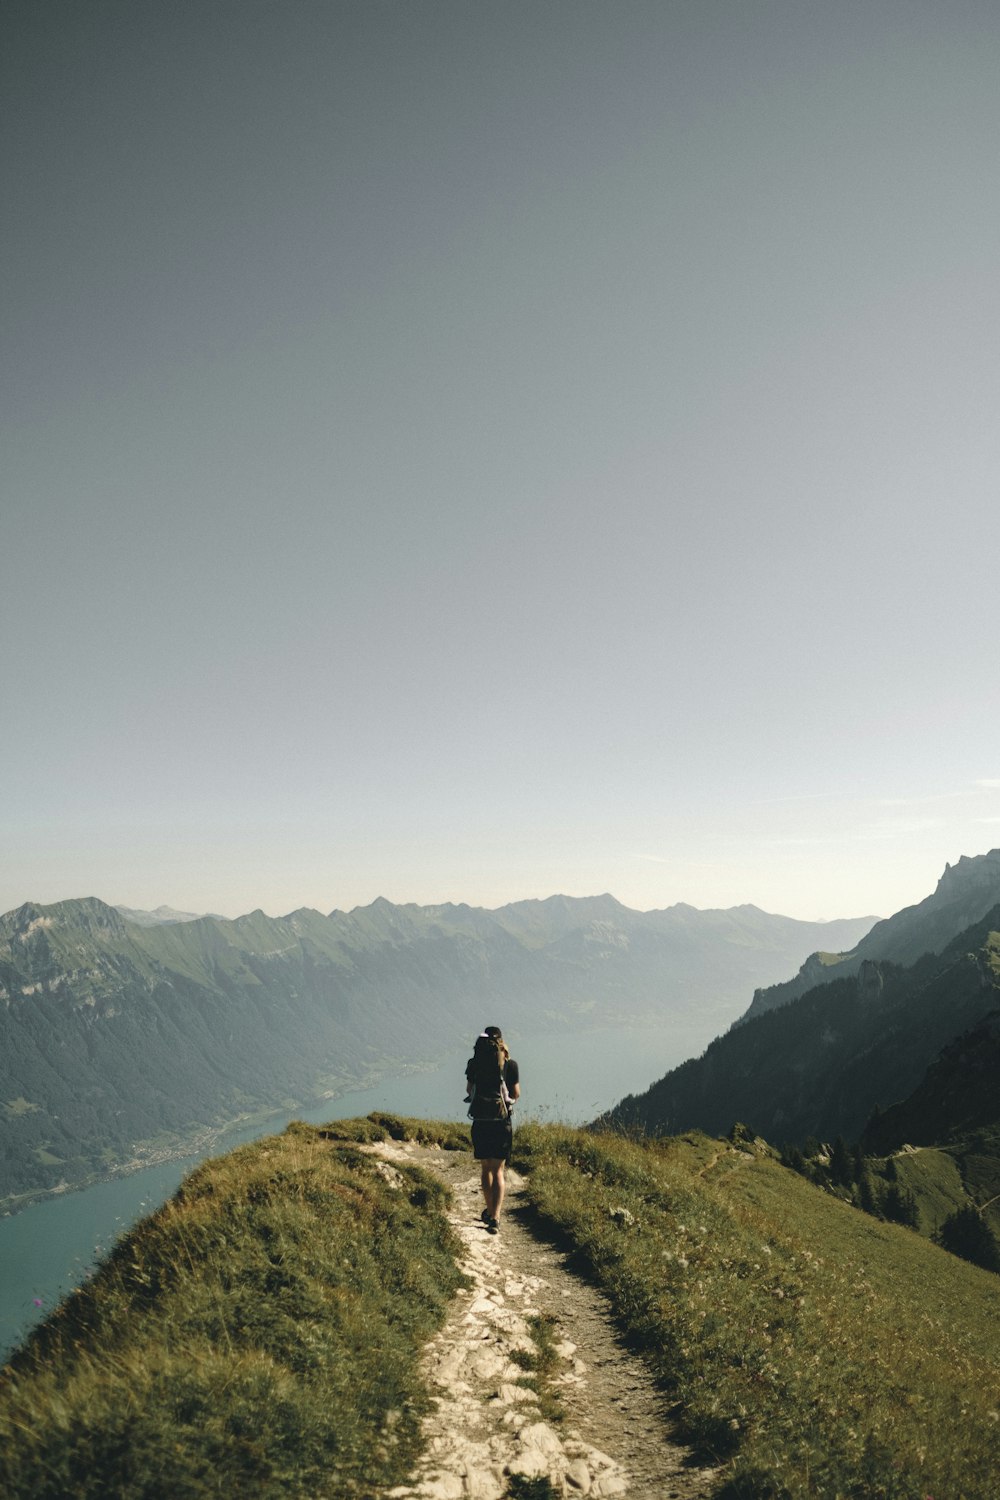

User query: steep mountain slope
[606,906,1000,1146]
[0,895,872,1208]
[743,848,1000,1021]
[862,1001,1000,1155]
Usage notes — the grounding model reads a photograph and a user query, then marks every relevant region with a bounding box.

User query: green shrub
[936,1207,1000,1273]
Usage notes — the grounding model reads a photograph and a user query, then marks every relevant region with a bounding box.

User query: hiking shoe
[487,1218,500,1235]
[481,1210,491,1225]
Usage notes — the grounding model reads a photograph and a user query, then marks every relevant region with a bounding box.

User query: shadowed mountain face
[0,895,873,1207]
[862,1006,1000,1155]
[605,905,1000,1148]
[741,849,1000,1023]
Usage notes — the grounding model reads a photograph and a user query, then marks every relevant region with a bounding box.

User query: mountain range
[0,893,872,1210]
[5,866,1000,1497]
[608,848,1000,1158]
[743,848,1000,1021]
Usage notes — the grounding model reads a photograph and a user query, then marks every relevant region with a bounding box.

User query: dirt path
[368,1142,718,1500]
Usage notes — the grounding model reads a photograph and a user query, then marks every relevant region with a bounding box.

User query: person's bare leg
[492,1159,506,1221]
[480,1160,495,1216]
[480,1159,506,1219]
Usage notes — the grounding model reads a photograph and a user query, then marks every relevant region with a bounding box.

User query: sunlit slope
[517,1124,1000,1500]
[3,1116,998,1499]
[0,1118,468,1499]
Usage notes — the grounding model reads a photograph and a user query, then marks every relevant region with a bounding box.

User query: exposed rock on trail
[368,1142,717,1500]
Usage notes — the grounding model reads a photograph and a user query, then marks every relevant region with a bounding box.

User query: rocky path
[368,1142,718,1500]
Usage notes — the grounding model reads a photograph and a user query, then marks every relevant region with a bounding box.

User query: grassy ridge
[0,1120,465,1499]
[513,1123,1000,1499]
[4,1115,1000,1497]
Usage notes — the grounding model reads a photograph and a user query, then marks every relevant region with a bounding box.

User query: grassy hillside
[514,1124,1000,1499]
[0,1117,469,1498]
[3,1116,1000,1498]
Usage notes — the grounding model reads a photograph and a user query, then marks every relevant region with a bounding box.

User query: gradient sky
[4,1,1000,922]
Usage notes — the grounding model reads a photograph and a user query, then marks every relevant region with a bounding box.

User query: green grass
[882,1147,967,1235]
[513,1122,1000,1499]
[0,1118,466,1498]
[2,1097,40,1117]
[944,1127,1000,1236]
[5,1114,1000,1498]
[507,1312,565,1426]
[31,1145,64,1165]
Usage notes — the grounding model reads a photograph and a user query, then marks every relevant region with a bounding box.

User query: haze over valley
[1,888,874,1211]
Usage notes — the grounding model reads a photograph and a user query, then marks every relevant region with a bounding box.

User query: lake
[0,1020,708,1360]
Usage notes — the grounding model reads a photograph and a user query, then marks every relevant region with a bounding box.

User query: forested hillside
[607,908,1000,1146]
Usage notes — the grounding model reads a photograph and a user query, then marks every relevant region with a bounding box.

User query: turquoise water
[0,1021,707,1360]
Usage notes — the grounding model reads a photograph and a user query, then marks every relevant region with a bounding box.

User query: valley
[0,892,873,1210]
[4,853,1000,1497]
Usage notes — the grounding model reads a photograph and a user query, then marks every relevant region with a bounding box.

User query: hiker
[465,1025,520,1235]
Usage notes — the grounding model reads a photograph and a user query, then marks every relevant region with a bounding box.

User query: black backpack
[467,1035,511,1120]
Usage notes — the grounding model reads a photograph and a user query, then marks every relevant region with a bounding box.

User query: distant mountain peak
[2,896,129,943]
[742,848,1000,1023]
[115,904,222,927]
[936,848,1000,897]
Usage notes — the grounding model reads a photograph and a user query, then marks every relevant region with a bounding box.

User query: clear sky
[3,1,1000,923]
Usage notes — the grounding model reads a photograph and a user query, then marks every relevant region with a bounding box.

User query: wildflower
[33,1297,44,1307]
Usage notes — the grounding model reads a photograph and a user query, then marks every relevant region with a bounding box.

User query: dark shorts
[471,1118,513,1164]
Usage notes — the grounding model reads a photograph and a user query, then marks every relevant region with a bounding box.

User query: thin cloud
[765,836,847,847]
[755,791,854,805]
[876,790,972,808]
[855,817,946,840]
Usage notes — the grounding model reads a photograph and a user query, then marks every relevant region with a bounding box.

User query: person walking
[465,1025,520,1234]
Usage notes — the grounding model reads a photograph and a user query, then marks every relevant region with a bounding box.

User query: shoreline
[0,1060,444,1220]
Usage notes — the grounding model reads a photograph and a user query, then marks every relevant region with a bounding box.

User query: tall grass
[514,1122,1000,1499]
[5,1114,1000,1498]
[0,1119,464,1498]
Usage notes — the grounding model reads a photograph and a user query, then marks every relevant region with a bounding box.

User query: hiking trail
[366,1141,719,1500]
